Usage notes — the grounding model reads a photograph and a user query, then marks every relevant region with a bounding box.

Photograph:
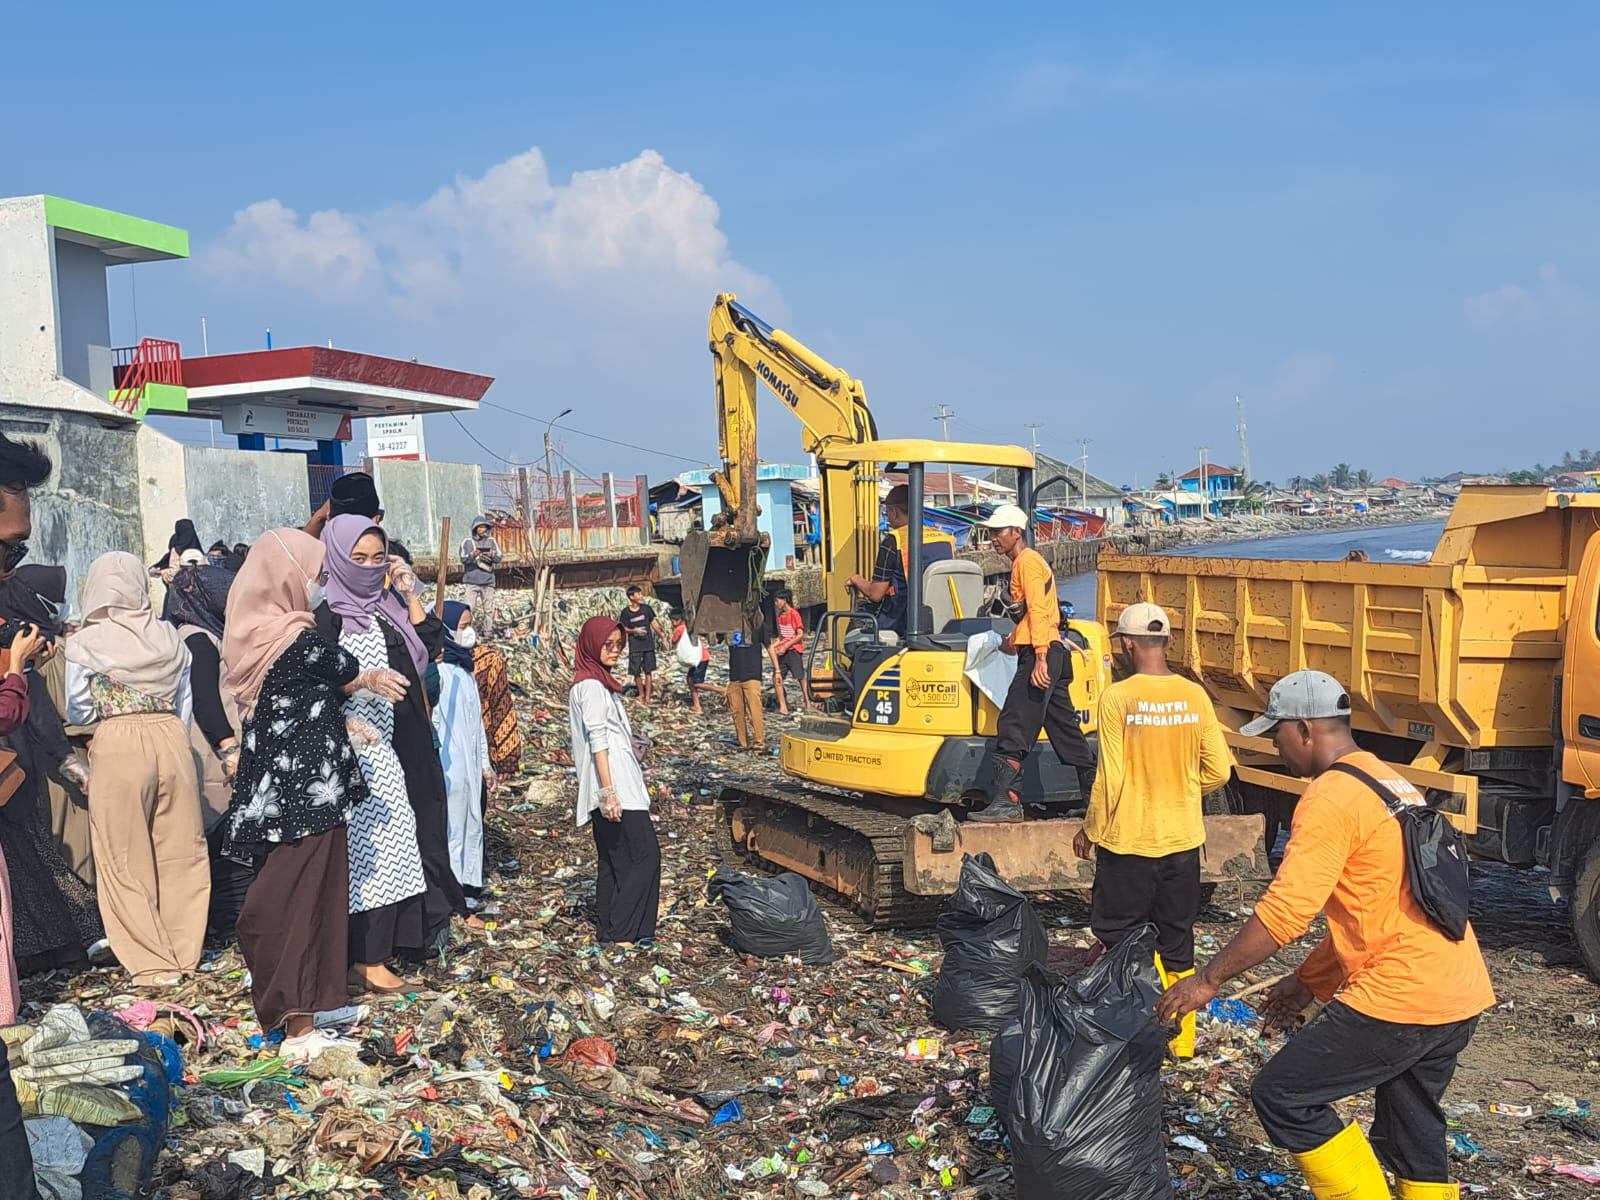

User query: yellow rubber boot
[1153,953,1197,1060]
[1395,1181,1458,1200]
[1292,1122,1394,1200]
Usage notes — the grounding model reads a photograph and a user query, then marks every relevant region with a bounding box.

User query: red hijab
[573,615,624,694]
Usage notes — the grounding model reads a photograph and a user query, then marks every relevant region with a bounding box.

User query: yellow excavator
[681,294,1267,924]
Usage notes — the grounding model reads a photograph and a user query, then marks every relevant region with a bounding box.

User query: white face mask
[454,627,478,649]
[305,580,326,610]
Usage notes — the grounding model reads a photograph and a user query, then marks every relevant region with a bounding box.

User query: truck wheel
[1573,842,1600,982]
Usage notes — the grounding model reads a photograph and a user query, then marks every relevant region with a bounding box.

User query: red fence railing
[110,338,182,413]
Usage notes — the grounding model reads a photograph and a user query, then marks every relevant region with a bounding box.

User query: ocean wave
[1384,549,1432,561]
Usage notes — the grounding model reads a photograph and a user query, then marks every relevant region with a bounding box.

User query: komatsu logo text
[758,361,800,408]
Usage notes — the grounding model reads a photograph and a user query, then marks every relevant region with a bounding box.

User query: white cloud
[1464,264,1599,330]
[202,148,771,312]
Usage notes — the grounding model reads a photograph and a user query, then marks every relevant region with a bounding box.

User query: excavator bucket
[680,528,770,637]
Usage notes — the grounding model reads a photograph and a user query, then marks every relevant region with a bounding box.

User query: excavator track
[717,781,948,928]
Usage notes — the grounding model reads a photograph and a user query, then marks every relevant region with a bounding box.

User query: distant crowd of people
[0,449,529,1192]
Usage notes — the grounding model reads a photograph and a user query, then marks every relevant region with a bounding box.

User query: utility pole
[1236,395,1250,484]
[1025,422,1043,458]
[545,407,574,484]
[1078,437,1092,515]
[932,405,956,506]
[1196,446,1210,519]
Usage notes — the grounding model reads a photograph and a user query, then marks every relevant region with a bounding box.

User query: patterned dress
[224,630,369,856]
[340,619,427,915]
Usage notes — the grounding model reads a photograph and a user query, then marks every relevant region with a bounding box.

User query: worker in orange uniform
[967,504,1094,823]
[1073,602,1233,1058]
[1159,670,1494,1200]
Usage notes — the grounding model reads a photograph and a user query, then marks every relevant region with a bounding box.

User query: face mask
[305,580,326,610]
[455,627,478,649]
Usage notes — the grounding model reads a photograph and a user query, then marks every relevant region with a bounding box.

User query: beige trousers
[87,714,210,985]
[727,679,765,749]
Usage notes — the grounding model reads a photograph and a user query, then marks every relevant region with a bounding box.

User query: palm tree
[1356,468,1373,488]
[1331,463,1354,489]
[1310,473,1331,492]
[1155,472,1172,489]
[1286,474,1308,493]
[1237,474,1268,513]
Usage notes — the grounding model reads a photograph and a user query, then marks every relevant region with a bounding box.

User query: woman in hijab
[162,562,250,940]
[65,552,207,990]
[221,528,399,1062]
[317,515,462,993]
[569,616,659,946]
[432,602,494,903]
[149,519,205,578]
[0,567,102,976]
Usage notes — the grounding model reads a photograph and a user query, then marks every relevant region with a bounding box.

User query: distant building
[988,453,1127,526]
[1178,464,1243,497]
[1378,477,1413,490]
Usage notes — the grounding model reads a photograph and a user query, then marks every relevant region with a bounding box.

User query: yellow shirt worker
[1075,601,1232,1057]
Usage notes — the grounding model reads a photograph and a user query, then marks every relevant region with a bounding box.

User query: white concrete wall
[54,239,112,398]
[370,458,484,560]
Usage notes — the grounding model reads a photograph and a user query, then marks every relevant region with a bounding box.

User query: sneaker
[281,1029,360,1064]
[965,798,1025,824]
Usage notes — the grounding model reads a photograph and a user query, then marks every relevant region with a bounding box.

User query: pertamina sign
[221,404,352,441]
[367,414,427,461]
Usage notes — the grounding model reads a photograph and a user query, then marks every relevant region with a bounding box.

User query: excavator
[680,294,1268,925]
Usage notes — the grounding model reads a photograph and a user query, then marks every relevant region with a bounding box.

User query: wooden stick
[435,517,452,619]
[1232,972,1289,1000]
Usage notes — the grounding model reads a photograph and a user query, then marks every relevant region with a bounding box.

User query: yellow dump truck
[1099,486,1600,977]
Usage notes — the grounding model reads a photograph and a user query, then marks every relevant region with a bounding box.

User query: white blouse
[569,679,650,826]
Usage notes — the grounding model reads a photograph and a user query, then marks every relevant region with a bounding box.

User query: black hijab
[161,564,233,639]
[168,519,204,555]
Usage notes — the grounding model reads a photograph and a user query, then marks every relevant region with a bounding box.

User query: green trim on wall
[43,197,189,258]
[115,382,190,421]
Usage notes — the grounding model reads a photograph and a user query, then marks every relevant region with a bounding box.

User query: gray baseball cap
[1239,670,1352,737]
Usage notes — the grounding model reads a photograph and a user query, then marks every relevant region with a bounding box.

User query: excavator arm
[684,294,884,632]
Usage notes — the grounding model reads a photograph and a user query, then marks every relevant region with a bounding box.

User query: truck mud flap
[901,812,1269,896]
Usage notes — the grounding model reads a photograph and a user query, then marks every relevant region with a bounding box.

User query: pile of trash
[12,585,1596,1198]
[10,1004,178,1199]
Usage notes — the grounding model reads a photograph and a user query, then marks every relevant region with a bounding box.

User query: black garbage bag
[929,852,1047,1031]
[1006,925,1169,1200]
[988,1018,1022,1119]
[706,868,834,964]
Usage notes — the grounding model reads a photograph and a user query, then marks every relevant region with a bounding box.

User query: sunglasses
[0,537,28,573]
[601,637,625,651]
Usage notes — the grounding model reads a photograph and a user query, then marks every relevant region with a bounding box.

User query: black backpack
[1327,762,1470,942]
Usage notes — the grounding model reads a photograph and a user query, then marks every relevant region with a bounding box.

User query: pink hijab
[221,529,322,720]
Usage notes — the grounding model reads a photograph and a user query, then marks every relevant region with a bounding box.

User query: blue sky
[5,4,1596,487]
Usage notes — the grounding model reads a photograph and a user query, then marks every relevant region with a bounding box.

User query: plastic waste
[930,853,1047,1031]
[706,868,835,964]
[1005,925,1169,1200]
[989,1019,1022,1119]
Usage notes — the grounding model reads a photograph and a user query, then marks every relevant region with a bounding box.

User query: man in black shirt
[727,621,771,752]
[618,586,665,703]
[846,485,910,637]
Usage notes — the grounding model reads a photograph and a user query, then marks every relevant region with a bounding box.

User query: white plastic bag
[675,629,705,668]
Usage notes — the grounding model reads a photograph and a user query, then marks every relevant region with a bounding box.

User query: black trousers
[989,642,1094,804]
[1251,1000,1478,1182]
[1090,846,1201,972]
[0,1040,37,1199]
[592,810,662,944]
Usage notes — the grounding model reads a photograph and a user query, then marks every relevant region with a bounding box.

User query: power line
[477,400,704,465]
[449,413,524,467]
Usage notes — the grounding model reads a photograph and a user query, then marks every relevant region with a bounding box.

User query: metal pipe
[906,462,925,638]
[1019,466,1035,546]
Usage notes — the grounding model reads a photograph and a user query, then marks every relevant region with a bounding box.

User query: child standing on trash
[726,618,770,753]
[670,613,723,715]
[1072,602,1233,1059]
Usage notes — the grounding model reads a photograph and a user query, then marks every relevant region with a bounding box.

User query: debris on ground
[15,586,1600,1197]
